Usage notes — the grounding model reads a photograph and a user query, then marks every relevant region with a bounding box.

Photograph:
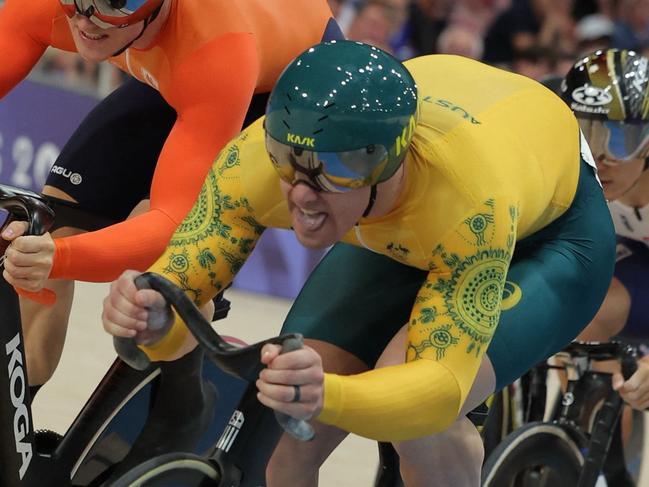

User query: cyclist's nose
[288,179,320,205]
[594,153,614,170]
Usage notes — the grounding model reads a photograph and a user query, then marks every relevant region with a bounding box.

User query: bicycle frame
[481,341,639,487]
[108,272,317,487]
[527,342,637,487]
[0,185,54,485]
[0,272,37,485]
[0,184,238,486]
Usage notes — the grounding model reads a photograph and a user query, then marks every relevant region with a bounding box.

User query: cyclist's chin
[72,34,124,62]
[293,227,337,249]
[603,180,634,201]
[73,42,115,62]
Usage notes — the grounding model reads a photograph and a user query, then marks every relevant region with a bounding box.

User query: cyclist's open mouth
[293,207,327,232]
[79,29,108,42]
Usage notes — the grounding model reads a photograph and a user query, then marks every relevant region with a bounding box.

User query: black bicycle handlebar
[0,184,55,238]
[563,341,639,380]
[114,272,315,441]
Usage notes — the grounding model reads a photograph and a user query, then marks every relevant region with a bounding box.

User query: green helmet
[265,40,418,193]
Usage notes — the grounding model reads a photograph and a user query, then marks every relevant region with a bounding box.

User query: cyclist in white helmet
[561,48,649,411]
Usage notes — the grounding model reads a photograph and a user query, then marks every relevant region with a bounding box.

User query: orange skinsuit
[0,0,333,281]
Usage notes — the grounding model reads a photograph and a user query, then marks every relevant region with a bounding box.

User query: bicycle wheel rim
[482,422,584,487]
[109,453,221,487]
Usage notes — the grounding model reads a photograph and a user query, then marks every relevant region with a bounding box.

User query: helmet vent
[282,120,290,130]
[284,106,291,115]
[317,115,328,122]
[313,129,323,135]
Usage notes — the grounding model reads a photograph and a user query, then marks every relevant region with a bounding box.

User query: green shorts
[282,158,615,389]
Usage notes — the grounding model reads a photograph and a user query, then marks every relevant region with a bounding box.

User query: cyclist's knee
[578,278,630,341]
[393,416,484,486]
[22,279,75,384]
[266,422,348,486]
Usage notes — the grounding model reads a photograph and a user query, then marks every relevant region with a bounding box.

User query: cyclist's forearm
[139,145,266,360]
[49,207,177,281]
[0,36,47,98]
[317,359,462,441]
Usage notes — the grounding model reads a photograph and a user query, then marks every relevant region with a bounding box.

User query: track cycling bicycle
[482,341,639,487]
[102,271,315,486]
[0,183,243,486]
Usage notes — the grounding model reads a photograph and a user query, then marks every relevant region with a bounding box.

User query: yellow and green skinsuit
[141,55,582,441]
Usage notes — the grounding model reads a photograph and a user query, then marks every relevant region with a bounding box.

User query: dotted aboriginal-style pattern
[453,257,509,339]
[417,198,517,358]
[169,168,232,248]
[160,141,262,300]
[409,324,460,360]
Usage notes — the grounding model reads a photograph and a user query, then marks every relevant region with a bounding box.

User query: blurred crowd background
[8,0,649,98]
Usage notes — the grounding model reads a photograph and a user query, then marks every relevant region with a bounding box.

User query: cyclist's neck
[618,170,649,209]
[363,163,407,219]
[131,0,173,51]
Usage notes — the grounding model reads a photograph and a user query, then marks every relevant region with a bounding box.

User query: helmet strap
[362,184,377,218]
[111,3,164,57]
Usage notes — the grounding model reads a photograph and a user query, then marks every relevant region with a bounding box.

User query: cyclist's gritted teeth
[79,28,109,42]
[293,206,327,232]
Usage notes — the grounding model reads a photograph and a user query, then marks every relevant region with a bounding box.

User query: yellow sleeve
[317,198,518,441]
[140,135,266,361]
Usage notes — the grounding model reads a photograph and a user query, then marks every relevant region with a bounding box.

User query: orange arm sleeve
[0,0,59,97]
[49,33,260,281]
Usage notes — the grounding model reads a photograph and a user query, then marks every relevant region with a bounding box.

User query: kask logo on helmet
[286,133,315,148]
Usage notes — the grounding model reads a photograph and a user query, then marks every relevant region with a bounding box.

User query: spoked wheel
[105,452,221,487]
[482,422,584,487]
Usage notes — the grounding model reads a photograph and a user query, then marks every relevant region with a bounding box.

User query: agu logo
[50,165,82,185]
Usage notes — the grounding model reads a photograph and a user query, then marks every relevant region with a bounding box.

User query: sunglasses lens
[265,134,389,192]
[60,0,154,27]
[318,146,388,191]
[580,118,649,162]
[604,121,649,161]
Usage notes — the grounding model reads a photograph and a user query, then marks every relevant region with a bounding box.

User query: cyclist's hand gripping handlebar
[114,272,315,441]
[0,184,56,305]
